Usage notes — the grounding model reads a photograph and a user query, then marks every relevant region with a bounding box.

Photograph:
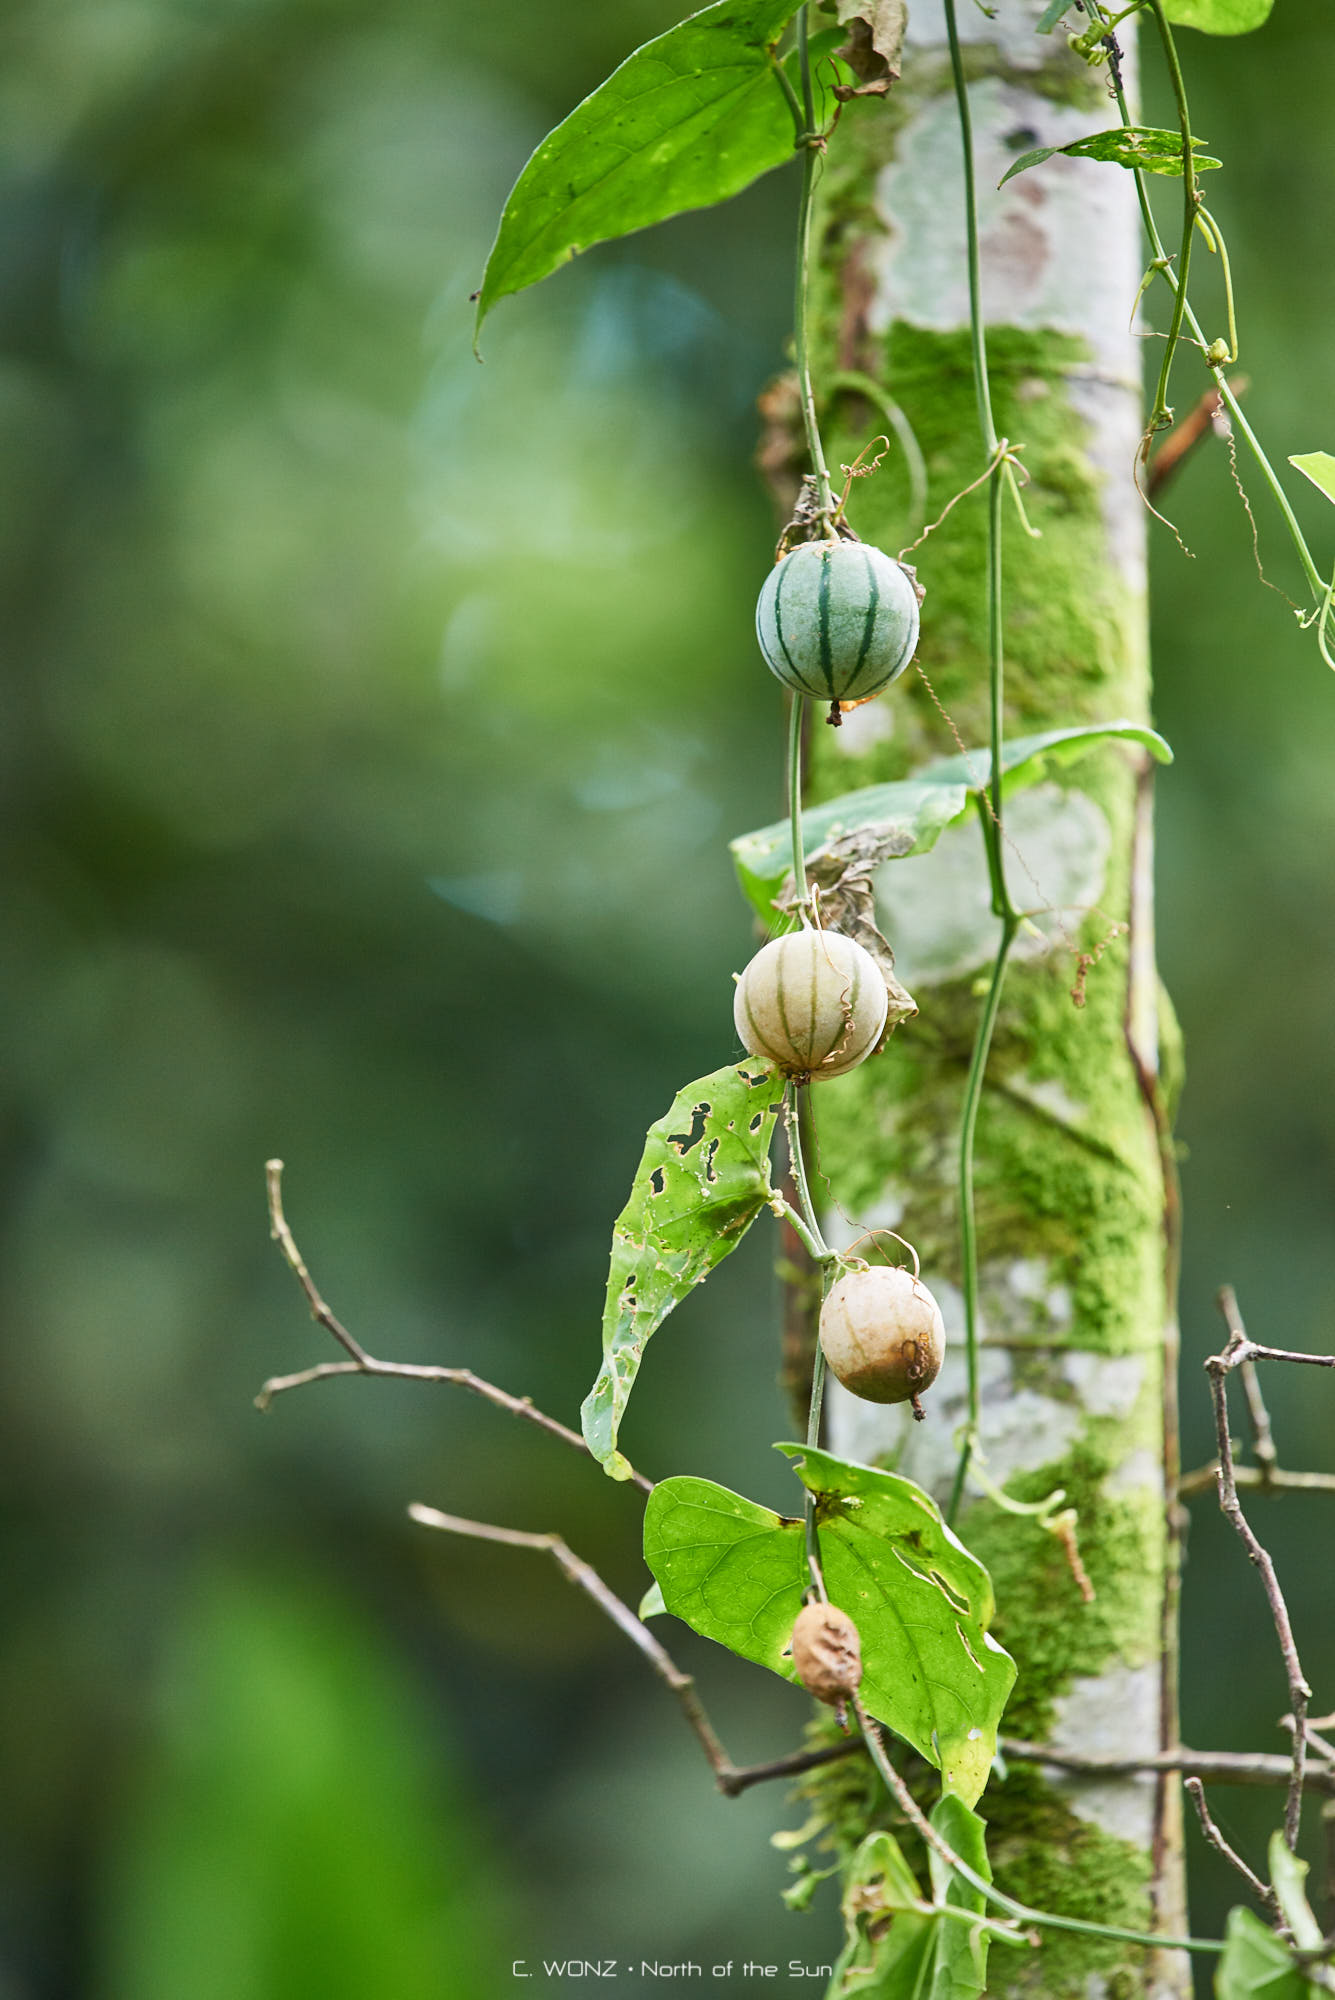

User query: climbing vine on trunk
[262,3,1335,1995]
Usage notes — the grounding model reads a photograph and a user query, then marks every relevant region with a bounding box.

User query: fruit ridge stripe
[774,944,804,1067]
[742,986,780,1067]
[852,548,880,696]
[816,547,835,696]
[770,556,823,697]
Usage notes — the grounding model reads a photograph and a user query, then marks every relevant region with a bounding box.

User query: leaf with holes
[1290,453,1335,508]
[1162,0,1274,32]
[999,125,1220,189]
[730,721,1172,924]
[475,0,831,341]
[581,1061,784,1480]
[642,1444,1015,1803]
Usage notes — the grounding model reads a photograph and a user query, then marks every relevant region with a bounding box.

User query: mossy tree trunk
[799,6,1189,1993]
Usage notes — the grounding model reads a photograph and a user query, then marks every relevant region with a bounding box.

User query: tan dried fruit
[819,1264,944,1407]
[790,1601,862,1705]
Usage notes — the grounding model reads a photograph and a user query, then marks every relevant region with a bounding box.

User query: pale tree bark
[797,4,1189,1992]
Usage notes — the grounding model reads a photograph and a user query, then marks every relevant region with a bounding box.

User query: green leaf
[1216,1906,1318,2000]
[580,1060,784,1479]
[1035,0,1074,26]
[475,0,805,339]
[926,1797,994,2000]
[828,1830,936,1996]
[1289,452,1335,508]
[826,1804,1012,1999]
[730,721,1172,924]
[642,1444,1015,1804]
[1268,1835,1324,1953]
[1162,0,1274,33]
[999,125,1221,189]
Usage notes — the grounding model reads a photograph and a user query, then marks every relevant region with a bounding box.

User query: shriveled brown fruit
[790,1600,862,1705]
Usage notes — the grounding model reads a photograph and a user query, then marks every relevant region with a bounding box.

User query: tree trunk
[802,5,1188,1992]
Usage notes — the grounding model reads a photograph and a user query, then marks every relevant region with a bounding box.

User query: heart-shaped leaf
[643,1444,1015,1803]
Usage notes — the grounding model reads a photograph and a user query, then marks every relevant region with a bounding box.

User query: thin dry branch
[1000,1739,1335,1798]
[1180,1462,1335,1500]
[407,1503,861,1801]
[1185,1776,1280,1918]
[258,1160,654,1498]
[1208,1286,1317,1848]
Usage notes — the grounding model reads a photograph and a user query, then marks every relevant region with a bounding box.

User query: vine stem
[1146,0,1196,431]
[853,1699,1226,1957]
[942,0,996,459]
[787,692,808,915]
[947,906,1018,1524]
[1095,3,1329,609]
[784,1083,833,1595]
[793,7,834,525]
[940,0,1018,1523]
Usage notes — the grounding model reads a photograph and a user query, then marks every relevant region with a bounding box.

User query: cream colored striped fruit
[733,930,886,1082]
[818,1265,945,1405]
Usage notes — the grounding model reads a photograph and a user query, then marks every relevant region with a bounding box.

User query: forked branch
[407,1503,861,1800]
[1207,1285,1319,1848]
[259,1159,654,1496]
[1185,1777,1280,1919]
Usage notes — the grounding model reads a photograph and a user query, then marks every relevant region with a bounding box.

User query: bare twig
[1239,1353,1280,1486]
[259,1161,654,1498]
[407,1503,863,1800]
[409,1503,736,1779]
[1185,1777,1281,1917]
[1208,1286,1315,1848]
[723,1737,865,1795]
[1180,1462,1335,1500]
[999,1739,1335,1798]
[1217,1285,1335,1372]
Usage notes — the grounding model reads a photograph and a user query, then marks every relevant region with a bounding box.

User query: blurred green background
[0,3,1331,1995]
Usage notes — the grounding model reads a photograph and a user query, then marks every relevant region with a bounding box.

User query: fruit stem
[784,1084,834,1594]
[793,7,835,531]
[947,903,1019,1525]
[787,693,809,918]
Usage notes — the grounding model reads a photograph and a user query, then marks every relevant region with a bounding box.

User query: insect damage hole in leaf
[581,1061,785,1481]
[999,125,1221,189]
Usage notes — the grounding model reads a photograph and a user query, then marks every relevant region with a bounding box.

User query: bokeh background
[1,3,1332,1995]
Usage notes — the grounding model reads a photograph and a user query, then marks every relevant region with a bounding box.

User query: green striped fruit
[755,539,919,701]
[818,1265,945,1405]
[732,930,886,1082]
